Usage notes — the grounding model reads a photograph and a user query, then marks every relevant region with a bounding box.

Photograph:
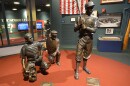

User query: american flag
[60,0,88,14]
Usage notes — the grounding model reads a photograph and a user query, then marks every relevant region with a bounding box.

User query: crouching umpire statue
[74,0,98,80]
[20,33,50,82]
[46,30,61,66]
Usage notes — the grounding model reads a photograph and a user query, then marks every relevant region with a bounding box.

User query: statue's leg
[83,38,92,74]
[83,58,91,74]
[23,62,30,81]
[74,42,83,80]
[28,62,37,82]
[37,60,50,75]
[48,54,55,64]
[75,60,81,80]
[56,52,61,66]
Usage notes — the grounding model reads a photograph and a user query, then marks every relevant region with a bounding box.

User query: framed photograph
[105,28,114,34]
[100,0,124,4]
[98,13,122,28]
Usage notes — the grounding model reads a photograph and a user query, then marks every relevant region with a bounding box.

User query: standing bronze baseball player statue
[46,30,61,66]
[20,33,50,82]
[74,0,98,80]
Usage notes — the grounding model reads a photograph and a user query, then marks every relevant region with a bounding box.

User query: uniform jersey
[46,37,60,54]
[75,14,98,39]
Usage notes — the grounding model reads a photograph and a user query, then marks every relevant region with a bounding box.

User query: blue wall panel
[51,0,130,50]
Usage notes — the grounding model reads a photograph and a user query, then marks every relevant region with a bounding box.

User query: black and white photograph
[98,13,122,28]
[100,0,124,4]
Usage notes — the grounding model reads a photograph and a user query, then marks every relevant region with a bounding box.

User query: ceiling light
[46,4,50,7]
[14,2,20,4]
[37,9,41,11]
[12,8,17,10]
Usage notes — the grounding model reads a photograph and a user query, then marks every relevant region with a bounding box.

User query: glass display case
[97,36,122,52]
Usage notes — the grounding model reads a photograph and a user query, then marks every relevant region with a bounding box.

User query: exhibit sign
[71,18,76,22]
[105,28,114,34]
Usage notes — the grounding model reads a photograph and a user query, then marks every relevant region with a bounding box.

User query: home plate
[41,82,53,86]
[87,77,100,86]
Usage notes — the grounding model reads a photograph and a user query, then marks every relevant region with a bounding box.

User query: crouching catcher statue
[20,33,50,82]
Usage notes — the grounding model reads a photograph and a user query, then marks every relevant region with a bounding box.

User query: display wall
[51,0,130,50]
[0,3,50,47]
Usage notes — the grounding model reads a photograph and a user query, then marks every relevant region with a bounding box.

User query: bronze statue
[20,33,50,82]
[46,30,61,66]
[74,0,98,80]
[44,20,51,37]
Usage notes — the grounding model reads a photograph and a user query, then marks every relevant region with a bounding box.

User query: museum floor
[0,50,130,86]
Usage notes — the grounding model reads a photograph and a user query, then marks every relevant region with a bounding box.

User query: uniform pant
[76,36,92,62]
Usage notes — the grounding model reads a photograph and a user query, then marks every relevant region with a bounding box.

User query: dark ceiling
[0,0,50,7]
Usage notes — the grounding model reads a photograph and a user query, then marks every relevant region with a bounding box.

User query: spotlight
[14,2,20,5]
[37,9,41,11]
[46,4,50,7]
[12,8,17,10]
